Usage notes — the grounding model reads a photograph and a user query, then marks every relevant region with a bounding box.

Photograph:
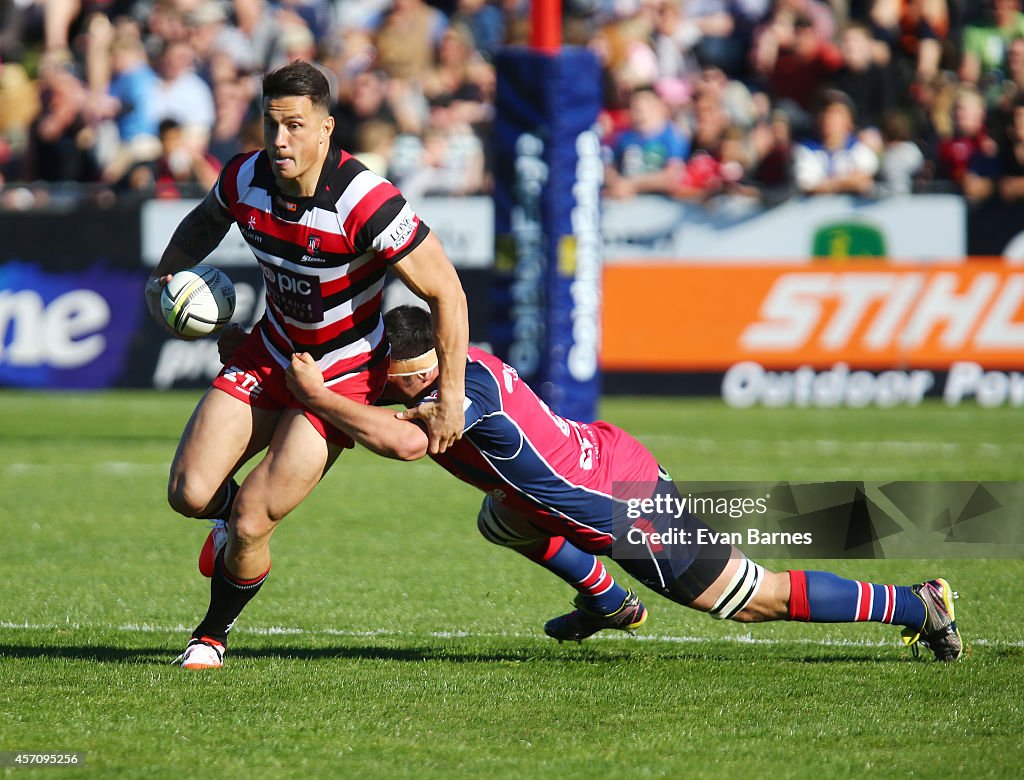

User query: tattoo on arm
[167,191,233,262]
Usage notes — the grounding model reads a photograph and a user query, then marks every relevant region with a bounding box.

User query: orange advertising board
[602,262,1024,371]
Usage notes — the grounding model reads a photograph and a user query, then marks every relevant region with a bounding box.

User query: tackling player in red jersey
[144,62,469,670]
[284,306,964,663]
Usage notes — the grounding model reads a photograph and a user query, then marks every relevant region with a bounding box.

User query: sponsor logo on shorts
[221,365,264,398]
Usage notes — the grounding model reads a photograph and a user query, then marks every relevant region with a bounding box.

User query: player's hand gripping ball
[160,265,236,338]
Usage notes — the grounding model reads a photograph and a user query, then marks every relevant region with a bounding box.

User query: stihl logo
[741,272,1024,352]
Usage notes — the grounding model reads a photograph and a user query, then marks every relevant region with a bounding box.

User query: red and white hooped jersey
[215,146,429,381]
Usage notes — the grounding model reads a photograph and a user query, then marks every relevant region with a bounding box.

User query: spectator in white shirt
[150,39,216,142]
[793,89,878,195]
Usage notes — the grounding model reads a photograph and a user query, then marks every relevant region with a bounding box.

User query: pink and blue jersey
[431,349,660,551]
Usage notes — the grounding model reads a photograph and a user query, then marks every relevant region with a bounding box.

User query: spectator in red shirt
[755,14,843,112]
[124,118,221,198]
[935,86,999,201]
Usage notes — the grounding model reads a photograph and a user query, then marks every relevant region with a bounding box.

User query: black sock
[202,479,239,521]
[193,550,269,646]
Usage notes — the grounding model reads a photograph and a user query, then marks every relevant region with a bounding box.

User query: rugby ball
[160,265,236,338]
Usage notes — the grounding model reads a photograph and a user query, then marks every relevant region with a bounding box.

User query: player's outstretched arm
[286,353,429,461]
[390,232,468,455]
[144,189,233,335]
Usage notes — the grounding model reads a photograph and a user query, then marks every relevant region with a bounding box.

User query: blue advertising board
[492,47,603,421]
[0,261,144,389]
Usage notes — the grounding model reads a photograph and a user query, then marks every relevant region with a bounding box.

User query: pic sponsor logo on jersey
[259,263,324,323]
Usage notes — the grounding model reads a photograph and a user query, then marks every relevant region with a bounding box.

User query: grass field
[1,392,1022,779]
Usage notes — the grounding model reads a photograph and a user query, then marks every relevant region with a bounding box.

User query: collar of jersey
[257,145,340,221]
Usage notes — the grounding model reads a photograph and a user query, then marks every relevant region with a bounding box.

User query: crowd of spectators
[2,0,1024,212]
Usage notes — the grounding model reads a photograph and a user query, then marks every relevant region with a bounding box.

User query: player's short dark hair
[262,60,330,113]
[384,305,433,360]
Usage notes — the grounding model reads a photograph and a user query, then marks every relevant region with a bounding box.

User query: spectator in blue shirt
[107,32,160,145]
[605,86,690,199]
[453,0,505,62]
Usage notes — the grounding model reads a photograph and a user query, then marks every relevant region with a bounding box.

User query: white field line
[2,462,167,476]
[0,620,1020,649]
[636,436,1020,456]
[4,437,1020,476]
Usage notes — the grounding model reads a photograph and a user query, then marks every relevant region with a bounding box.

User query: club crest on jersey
[307,234,322,254]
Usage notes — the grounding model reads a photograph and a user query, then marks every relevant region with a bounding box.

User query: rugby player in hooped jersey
[284,305,964,663]
[143,62,468,670]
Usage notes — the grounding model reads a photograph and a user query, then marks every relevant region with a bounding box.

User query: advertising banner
[0,261,143,388]
[602,194,966,261]
[492,47,603,421]
[603,262,1024,406]
[604,262,1024,371]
